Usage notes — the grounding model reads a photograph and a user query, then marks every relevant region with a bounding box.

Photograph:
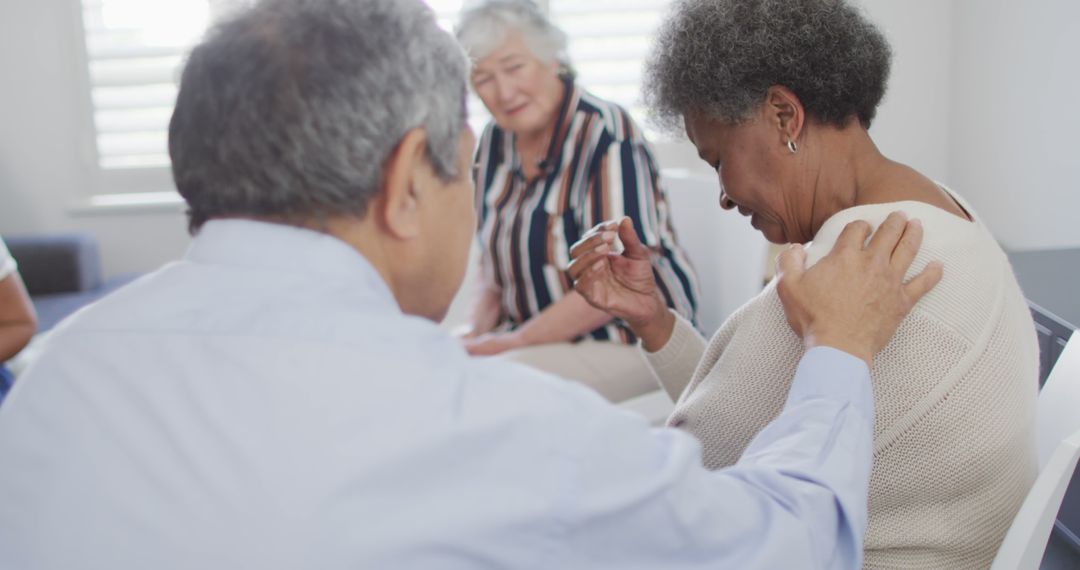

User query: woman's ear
[765,85,805,144]
[377,128,429,240]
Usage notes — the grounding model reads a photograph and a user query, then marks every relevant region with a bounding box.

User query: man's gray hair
[169,0,469,233]
[644,0,892,132]
[455,0,575,80]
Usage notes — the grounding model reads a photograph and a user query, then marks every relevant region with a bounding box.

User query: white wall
[0,0,190,277]
[1,0,1076,281]
[861,0,954,183]
[949,0,1080,251]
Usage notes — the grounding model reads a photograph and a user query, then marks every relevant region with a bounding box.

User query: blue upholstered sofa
[3,233,139,332]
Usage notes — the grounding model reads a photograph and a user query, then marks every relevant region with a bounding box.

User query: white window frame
[72,0,707,209]
[73,0,246,209]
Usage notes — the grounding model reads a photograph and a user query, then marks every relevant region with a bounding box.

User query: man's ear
[377,128,429,240]
[765,85,805,145]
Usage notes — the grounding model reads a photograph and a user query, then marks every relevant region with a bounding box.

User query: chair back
[991,333,1080,570]
[1037,332,1080,468]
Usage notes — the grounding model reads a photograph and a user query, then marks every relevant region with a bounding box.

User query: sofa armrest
[2,233,103,295]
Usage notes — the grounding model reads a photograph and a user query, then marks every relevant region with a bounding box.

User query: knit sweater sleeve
[641,310,707,402]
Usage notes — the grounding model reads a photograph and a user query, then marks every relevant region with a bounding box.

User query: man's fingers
[865,211,908,257]
[835,219,874,252]
[889,219,924,274]
[903,261,944,305]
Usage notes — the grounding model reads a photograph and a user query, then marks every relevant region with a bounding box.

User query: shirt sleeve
[555,346,875,570]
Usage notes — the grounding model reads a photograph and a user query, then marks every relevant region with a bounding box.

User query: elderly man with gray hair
[0,0,939,568]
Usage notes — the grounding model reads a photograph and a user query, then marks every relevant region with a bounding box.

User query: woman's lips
[504,103,528,116]
[737,206,752,217]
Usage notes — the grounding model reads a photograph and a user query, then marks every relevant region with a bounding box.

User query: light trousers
[498,340,659,403]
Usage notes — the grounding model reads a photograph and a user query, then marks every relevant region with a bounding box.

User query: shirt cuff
[785,347,874,423]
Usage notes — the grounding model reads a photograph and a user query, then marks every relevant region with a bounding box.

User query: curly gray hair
[644,0,892,132]
[169,0,469,233]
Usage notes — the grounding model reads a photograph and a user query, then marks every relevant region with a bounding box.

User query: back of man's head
[168,0,469,234]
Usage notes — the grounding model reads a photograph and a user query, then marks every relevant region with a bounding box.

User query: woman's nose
[494,76,514,103]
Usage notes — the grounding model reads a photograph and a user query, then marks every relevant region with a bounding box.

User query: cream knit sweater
[645,195,1039,569]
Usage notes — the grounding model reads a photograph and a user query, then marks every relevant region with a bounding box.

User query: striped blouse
[473,80,699,344]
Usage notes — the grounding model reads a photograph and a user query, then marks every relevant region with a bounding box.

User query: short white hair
[454,0,575,79]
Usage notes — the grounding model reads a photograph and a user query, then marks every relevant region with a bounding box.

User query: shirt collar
[185,219,396,306]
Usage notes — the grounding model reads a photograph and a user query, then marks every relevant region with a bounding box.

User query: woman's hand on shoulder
[568,217,666,332]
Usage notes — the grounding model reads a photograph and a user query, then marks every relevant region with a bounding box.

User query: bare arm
[515,291,613,345]
[463,291,612,356]
[0,273,37,362]
[461,282,503,339]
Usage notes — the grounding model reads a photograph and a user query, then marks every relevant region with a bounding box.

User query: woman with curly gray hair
[569,0,1038,568]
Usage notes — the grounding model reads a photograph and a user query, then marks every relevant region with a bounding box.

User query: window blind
[80,0,246,170]
[78,0,670,173]
[551,0,671,130]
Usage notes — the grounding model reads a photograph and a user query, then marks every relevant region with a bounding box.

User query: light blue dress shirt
[0,220,873,569]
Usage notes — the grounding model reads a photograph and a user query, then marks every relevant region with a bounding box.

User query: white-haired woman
[454,0,700,403]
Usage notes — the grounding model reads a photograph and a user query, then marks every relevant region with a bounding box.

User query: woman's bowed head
[643,0,969,246]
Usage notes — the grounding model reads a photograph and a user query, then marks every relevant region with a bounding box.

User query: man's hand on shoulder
[776,211,944,366]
